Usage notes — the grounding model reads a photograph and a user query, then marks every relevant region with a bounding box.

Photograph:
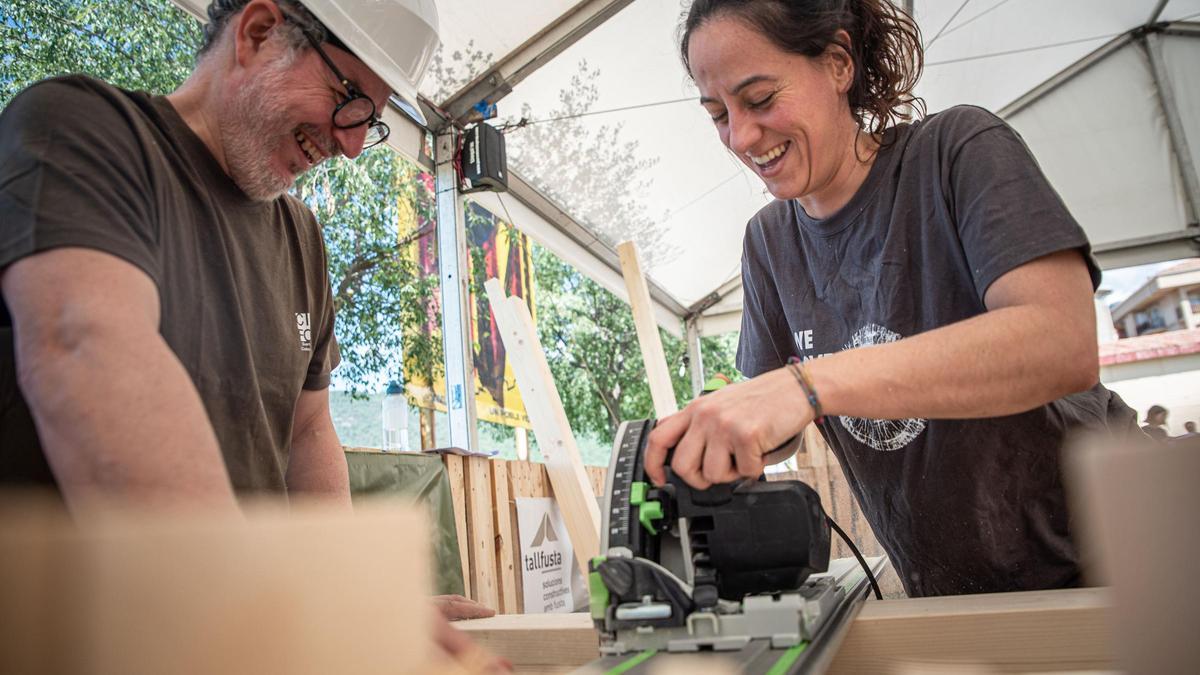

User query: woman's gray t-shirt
[736,105,1139,597]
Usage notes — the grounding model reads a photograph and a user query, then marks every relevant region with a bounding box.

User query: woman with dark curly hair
[643,0,1142,597]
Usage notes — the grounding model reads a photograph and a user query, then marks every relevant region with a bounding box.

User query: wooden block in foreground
[1065,435,1200,673]
[828,588,1114,674]
[484,278,601,578]
[457,612,597,670]
[0,498,438,675]
[455,588,1113,674]
[617,240,677,419]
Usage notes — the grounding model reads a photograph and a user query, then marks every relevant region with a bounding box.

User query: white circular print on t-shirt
[838,323,927,452]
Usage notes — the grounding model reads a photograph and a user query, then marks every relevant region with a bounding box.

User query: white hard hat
[300,0,440,127]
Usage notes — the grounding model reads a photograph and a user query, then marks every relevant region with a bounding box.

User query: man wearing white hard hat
[0,0,502,661]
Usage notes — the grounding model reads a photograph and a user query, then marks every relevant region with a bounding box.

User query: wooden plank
[456,589,1113,674]
[585,466,606,497]
[0,500,439,674]
[464,456,499,611]
[484,279,601,578]
[506,465,525,614]
[616,240,678,418]
[456,612,598,668]
[828,588,1114,674]
[507,461,529,497]
[508,460,547,498]
[490,459,518,614]
[444,454,472,600]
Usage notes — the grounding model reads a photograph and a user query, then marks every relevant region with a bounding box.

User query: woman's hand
[643,367,813,489]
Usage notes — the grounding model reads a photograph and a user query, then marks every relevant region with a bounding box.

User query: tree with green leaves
[535,245,739,438]
[1,0,200,102]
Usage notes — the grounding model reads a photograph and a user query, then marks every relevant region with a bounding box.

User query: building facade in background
[1100,328,1200,436]
[1111,260,1200,338]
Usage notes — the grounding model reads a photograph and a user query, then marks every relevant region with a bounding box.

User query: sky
[1100,259,1192,306]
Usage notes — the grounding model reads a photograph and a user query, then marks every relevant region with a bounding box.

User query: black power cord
[827,514,883,601]
[811,413,883,601]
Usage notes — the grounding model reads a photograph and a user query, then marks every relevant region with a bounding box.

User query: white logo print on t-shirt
[839,323,926,452]
[295,312,312,352]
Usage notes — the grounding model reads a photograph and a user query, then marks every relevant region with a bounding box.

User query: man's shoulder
[279,193,321,227]
[2,75,159,147]
[276,193,329,255]
[6,74,138,116]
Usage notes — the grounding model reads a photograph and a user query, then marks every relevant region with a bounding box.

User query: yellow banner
[405,200,534,429]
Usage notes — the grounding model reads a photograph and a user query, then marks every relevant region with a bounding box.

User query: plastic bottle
[381,381,410,452]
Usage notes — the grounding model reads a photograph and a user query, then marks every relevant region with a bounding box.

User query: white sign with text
[515,497,588,614]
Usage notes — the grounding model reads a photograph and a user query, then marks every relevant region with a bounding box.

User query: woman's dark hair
[680,0,925,136]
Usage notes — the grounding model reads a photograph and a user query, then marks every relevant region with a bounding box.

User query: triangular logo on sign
[531,513,558,547]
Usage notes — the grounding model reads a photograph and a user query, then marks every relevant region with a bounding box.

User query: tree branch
[333,251,387,309]
[12,2,144,75]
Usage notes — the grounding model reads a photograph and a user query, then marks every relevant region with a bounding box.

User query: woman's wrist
[785,357,824,423]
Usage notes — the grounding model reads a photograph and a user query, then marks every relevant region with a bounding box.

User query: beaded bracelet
[786,356,824,424]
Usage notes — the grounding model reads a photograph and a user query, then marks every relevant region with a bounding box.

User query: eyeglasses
[303,32,390,150]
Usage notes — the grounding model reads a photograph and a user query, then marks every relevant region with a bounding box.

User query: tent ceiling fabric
[419,0,581,98]
[495,0,1200,336]
[172,0,1200,338]
[1002,26,1200,270]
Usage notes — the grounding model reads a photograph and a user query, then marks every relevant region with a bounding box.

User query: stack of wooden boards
[443,454,607,614]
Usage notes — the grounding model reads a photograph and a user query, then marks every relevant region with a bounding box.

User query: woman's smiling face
[688,15,856,201]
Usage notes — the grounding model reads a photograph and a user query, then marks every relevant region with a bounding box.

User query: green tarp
[345,451,465,596]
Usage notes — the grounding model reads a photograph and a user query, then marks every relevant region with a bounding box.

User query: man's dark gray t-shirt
[0,76,339,493]
[737,106,1138,597]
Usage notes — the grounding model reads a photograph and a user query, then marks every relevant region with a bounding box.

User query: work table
[456,587,1113,674]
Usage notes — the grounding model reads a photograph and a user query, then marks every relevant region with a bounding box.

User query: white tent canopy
[172,0,1200,335]
[170,0,1200,449]
[483,0,1200,337]
[1001,22,1200,269]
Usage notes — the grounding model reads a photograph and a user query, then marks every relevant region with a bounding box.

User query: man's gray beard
[220,56,300,202]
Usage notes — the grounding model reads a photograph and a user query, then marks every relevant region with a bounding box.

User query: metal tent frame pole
[434,129,480,452]
[685,317,705,398]
[1138,28,1200,226]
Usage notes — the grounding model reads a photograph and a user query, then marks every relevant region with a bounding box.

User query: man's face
[220,30,391,202]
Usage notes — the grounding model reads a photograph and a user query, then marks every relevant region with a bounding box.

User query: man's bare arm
[1,248,238,513]
[287,387,351,509]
